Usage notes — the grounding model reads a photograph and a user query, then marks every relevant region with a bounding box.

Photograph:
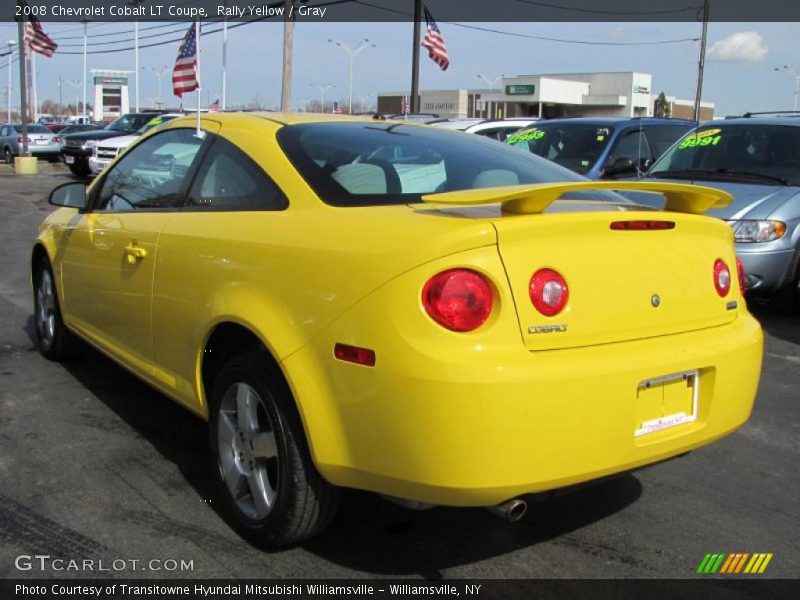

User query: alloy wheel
[217,382,280,520]
[36,268,56,349]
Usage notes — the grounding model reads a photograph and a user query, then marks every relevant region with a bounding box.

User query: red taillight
[713,259,732,297]
[529,268,569,316]
[52,136,61,144]
[736,257,746,296]
[422,269,493,332]
[610,220,675,230]
[334,343,376,367]
[17,136,24,144]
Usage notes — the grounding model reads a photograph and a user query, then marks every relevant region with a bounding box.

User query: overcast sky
[0,20,797,116]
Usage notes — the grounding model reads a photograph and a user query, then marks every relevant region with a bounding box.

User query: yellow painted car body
[33,113,763,508]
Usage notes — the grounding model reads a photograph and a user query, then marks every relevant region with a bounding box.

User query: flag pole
[195,17,202,138]
[16,17,29,157]
[410,0,422,114]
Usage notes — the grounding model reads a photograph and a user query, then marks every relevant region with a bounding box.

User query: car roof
[531,117,696,127]
[710,117,800,127]
[168,112,424,129]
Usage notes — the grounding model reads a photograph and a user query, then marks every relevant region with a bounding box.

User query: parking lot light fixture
[328,38,375,114]
[775,65,800,111]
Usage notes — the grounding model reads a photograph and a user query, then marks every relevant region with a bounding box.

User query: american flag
[172,24,199,97]
[209,98,220,112]
[20,1,57,58]
[332,101,342,115]
[420,6,449,71]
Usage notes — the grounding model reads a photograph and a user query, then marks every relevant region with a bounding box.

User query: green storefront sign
[94,77,127,86]
[505,84,535,95]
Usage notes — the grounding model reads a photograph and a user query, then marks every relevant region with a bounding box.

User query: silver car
[0,124,62,163]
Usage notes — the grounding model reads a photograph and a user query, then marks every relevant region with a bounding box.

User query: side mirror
[49,182,88,210]
[603,157,636,177]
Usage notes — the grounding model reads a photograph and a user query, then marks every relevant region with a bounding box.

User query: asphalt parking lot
[0,165,798,580]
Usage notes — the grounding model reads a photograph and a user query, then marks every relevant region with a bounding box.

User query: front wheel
[209,353,339,546]
[68,160,90,177]
[3,147,12,165]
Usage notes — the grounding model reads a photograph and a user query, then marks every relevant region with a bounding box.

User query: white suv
[88,113,183,176]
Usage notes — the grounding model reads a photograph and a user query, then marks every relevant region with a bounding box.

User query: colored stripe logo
[697,553,773,574]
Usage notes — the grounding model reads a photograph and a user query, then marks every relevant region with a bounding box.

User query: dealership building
[378,71,714,120]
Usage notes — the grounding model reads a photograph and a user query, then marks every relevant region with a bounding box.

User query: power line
[512,0,704,16]
[354,1,699,46]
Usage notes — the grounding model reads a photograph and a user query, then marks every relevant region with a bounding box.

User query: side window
[607,130,649,164]
[95,128,203,211]
[1,126,7,137]
[186,137,287,210]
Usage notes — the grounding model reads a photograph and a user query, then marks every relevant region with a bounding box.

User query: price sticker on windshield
[679,128,722,150]
[146,117,164,127]
[508,129,545,145]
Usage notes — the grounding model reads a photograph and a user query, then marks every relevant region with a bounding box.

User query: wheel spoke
[248,469,273,519]
[221,454,246,499]
[235,384,256,432]
[217,411,236,448]
[250,431,277,459]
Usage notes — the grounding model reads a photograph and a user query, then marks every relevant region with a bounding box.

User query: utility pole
[5,40,15,123]
[410,0,422,113]
[222,0,228,110]
[280,0,294,112]
[693,0,710,121]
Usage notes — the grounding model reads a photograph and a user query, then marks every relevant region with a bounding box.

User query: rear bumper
[285,313,763,506]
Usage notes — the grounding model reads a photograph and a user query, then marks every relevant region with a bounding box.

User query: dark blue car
[506,117,695,180]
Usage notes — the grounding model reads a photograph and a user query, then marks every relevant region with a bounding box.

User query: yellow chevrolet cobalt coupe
[32,113,763,545]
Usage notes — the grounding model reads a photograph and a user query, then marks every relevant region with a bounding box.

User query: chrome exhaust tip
[486,498,528,522]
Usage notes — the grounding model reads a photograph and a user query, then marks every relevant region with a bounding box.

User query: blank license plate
[64,156,74,164]
[634,370,698,437]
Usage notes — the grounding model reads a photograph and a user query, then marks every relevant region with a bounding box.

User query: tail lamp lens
[529,268,569,316]
[736,257,746,296]
[422,269,493,332]
[713,259,732,297]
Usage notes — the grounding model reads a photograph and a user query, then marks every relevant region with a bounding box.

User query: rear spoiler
[421,181,732,215]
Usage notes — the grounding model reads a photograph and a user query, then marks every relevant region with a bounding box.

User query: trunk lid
[493,210,739,350]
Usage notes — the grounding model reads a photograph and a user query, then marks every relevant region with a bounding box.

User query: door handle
[124,243,147,263]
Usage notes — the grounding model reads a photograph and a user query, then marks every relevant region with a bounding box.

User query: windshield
[277,122,628,207]
[136,115,179,134]
[507,124,615,174]
[649,123,800,186]
[107,114,154,133]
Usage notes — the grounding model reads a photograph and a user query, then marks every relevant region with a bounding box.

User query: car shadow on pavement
[749,303,800,345]
[24,316,643,576]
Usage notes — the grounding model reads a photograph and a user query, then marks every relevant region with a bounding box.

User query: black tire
[33,257,80,360]
[68,160,90,177]
[209,352,339,546]
[3,147,12,165]
[47,155,60,164]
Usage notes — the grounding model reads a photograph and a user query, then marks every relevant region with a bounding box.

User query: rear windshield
[14,125,50,134]
[507,124,615,174]
[277,121,626,207]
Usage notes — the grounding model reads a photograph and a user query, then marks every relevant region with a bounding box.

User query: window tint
[95,128,203,211]
[277,122,629,206]
[186,137,287,210]
[0,127,7,137]
[644,124,694,157]
[607,130,649,164]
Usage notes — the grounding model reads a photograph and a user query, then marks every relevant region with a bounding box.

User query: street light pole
[81,19,89,118]
[328,38,375,114]
[477,74,502,118]
[311,83,334,113]
[5,41,16,123]
[65,79,81,116]
[128,1,144,113]
[775,65,800,111]
[150,66,170,110]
